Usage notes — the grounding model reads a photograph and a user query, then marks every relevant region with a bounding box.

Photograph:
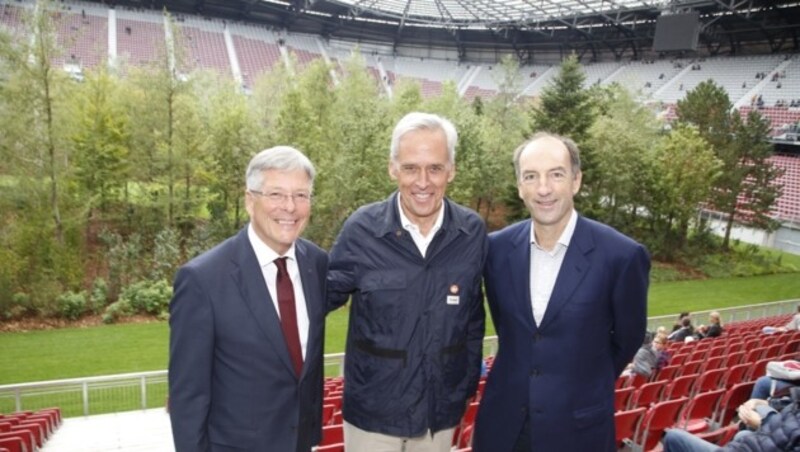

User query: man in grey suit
[168,146,328,452]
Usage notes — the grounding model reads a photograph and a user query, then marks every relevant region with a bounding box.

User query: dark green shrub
[58,290,88,320]
[102,298,133,324]
[119,279,172,316]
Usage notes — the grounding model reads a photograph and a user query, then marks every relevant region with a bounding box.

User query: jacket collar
[374,191,466,238]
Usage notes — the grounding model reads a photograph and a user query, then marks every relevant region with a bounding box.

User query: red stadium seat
[626,397,688,452]
[720,362,751,389]
[721,350,745,368]
[630,380,667,409]
[321,424,343,446]
[652,364,680,382]
[614,407,645,448]
[0,432,33,452]
[716,382,756,427]
[747,357,771,381]
[615,386,634,412]
[694,368,726,394]
[679,388,725,434]
[664,373,698,400]
[678,360,703,377]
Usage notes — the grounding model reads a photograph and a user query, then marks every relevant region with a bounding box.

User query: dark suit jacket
[473,216,649,452]
[168,227,328,452]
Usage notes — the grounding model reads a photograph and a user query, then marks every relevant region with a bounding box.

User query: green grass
[648,273,800,316]
[1,273,799,385]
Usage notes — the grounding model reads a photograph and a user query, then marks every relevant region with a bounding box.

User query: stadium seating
[664,373,698,400]
[715,382,756,427]
[630,381,667,409]
[614,407,645,448]
[615,386,635,411]
[625,397,688,452]
[678,388,725,434]
[0,408,61,451]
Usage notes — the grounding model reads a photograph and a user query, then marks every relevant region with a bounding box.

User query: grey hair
[512,132,581,181]
[245,146,316,192]
[390,112,457,164]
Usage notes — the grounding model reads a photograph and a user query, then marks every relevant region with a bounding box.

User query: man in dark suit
[472,132,650,452]
[168,146,328,452]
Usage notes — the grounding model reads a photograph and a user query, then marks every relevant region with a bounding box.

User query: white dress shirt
[247,224,310,359]
[398,193,445,257]
[529,210,578,326]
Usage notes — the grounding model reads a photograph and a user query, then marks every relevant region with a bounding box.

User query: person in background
[662,390,800,451]
[672,312,691,332]
[624,333,670,379]
[168,146,328,452]
[669,317,694,342]
[695,311,723,339]
[780,305,800,332]
[327,112,487,452]
[472,132,649,452]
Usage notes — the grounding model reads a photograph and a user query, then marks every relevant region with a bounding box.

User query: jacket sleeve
[611,243,650,377]
[327,223,357,313]
[465,232,489,397]
[168,266,213,452]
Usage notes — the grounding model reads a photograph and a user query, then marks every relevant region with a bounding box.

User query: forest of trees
[0,3,785,321]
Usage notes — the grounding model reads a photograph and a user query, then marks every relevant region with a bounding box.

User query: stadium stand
[0,408,62,452]
[177,18,230,76]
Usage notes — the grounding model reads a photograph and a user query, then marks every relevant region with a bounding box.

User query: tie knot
[275,257,289,274]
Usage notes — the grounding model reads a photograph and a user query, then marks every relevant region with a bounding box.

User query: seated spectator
[661,389,800,451]
[751,374,800,401]
[668,317,694,342]
[623,333,670,379]
[695,311,723,339]
[765,304,800,333]
[672,312,691,332]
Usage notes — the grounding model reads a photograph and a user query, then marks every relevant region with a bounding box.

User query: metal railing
[1,300,795,419]
[646,298,799,332]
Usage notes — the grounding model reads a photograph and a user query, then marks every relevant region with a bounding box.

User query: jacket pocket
[573,402,609,429]
[360,269,407,292]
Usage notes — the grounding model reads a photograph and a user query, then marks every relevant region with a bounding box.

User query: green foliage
[102,299,133,324]
[0,21,796,322]
[676,81,781,249]
[58,290,88,320]
[586,84,661,232]
[150,228,182,281]
[89,278,109,314]
[647,125,722,259]
[99,229,144,299]
[119,280,172,316]
[530,54,595,143]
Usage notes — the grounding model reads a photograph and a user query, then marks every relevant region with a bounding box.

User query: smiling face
[389,128,455,234]
[517,136,581,237]
[245,168,312,255]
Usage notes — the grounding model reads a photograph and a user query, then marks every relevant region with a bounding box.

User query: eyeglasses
[249,190,312,205]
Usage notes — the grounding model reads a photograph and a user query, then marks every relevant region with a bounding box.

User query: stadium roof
[325,0,669,27]
[118,0,800,60]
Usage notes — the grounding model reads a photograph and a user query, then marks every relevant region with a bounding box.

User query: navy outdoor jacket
[327,192,488,437]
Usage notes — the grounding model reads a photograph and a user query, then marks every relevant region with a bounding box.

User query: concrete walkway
[41,408,174,451]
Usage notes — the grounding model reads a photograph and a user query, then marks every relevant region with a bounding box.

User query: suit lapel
[296,240,321,382]
[538,216,594,330]
[231,229,298,378]
[507,221,536,330]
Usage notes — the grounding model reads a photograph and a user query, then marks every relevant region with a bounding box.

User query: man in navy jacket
[472,132,649,452]
[327,112,487,452]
